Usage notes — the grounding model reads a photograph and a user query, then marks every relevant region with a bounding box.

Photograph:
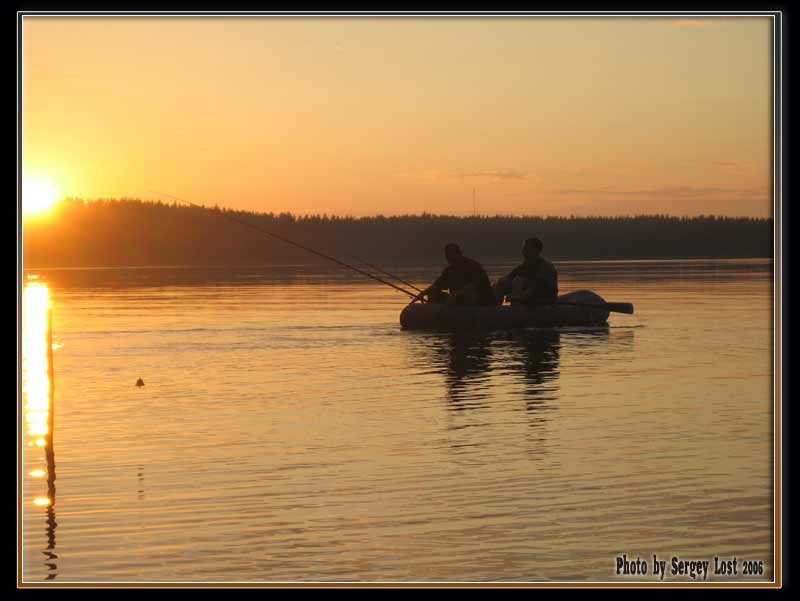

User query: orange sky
[22,15,773,217]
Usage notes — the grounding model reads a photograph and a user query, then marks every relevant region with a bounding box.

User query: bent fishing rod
[346,255,423,294]
[147,190,419,299]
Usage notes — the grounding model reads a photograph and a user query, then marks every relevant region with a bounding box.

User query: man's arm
[447,281,477,304]
[545,262,559,298]
[497,265,522,296]
[415,270,448,300]
[507,285,534,303]
[500,264,529,301]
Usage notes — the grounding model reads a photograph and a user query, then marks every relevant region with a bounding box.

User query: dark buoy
[136,378,144,387]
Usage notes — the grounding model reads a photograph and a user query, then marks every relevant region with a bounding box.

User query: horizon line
[42,196,773,221]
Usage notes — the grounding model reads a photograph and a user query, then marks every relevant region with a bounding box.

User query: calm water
[21,259,775,583]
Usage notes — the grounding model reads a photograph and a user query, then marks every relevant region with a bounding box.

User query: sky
[22,16,773,217]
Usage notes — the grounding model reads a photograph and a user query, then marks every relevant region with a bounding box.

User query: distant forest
[22,198,773,268]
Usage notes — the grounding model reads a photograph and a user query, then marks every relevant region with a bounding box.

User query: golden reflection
[22,280,59,579]
[23,283,51,447]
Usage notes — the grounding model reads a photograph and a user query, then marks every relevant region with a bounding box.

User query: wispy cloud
[412,168,531,183]
[553,185,765,199]
[711,161,757,173]
[456,169,527,181]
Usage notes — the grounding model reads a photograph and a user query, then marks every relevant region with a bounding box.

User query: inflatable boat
[400,290,633,331]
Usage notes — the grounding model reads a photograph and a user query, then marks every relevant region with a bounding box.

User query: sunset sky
[22,16,773,217]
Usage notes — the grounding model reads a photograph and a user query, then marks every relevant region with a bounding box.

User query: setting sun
[23,178,58,215]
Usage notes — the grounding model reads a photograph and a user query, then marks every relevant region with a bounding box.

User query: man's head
[523,237,543,261]
[444,242,464,265]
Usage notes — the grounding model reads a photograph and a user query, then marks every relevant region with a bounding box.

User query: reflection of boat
[440,330,563,408]
[400,290,623,331]
[413,329,563,458]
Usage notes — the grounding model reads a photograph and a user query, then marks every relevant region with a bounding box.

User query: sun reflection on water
[22,282,56,498]
[23,282,51,455]
[22,280,59,580]
[22,282,50,446]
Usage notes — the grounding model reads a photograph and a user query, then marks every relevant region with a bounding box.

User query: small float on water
[400,290,633,331]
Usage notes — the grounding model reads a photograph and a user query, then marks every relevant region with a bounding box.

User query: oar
[536,300,634,314]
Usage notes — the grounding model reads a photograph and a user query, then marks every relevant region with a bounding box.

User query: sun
[23,178,59,215]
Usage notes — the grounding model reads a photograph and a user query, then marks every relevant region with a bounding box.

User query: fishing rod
[147,190,418,300]
[346,255,423,294]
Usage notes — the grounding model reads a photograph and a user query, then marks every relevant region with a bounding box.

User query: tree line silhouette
[23,198,773,268]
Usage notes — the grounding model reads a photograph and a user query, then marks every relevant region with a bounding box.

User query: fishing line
[147,190,418,299]
[346,255,423,294]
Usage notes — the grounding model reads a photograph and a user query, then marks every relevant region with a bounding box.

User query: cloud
[412,168,532,183]
[456,169,527,180]
[639,186,728,198]
[552,185,765,199]
[712,161,756,172]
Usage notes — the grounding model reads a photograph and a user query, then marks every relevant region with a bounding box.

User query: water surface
[21,259,774,582]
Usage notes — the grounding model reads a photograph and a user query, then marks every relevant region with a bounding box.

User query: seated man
[494,237,558,305]
[416,243,496,306]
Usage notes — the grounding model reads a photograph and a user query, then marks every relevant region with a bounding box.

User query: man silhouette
[494,237,558,305]
[416,243,496,306]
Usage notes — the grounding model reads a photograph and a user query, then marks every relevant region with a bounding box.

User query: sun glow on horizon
[23,178,58,215]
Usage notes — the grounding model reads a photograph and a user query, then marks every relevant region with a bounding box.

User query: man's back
[508,256,558,302]
[435,256,496,305]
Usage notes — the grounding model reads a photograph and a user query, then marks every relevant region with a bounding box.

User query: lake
[20,259,775,583]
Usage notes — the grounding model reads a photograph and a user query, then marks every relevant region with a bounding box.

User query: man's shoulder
[508,261,529,275]
[436,263,453,278]
[464,256,488,271]
[541,257,557,271]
